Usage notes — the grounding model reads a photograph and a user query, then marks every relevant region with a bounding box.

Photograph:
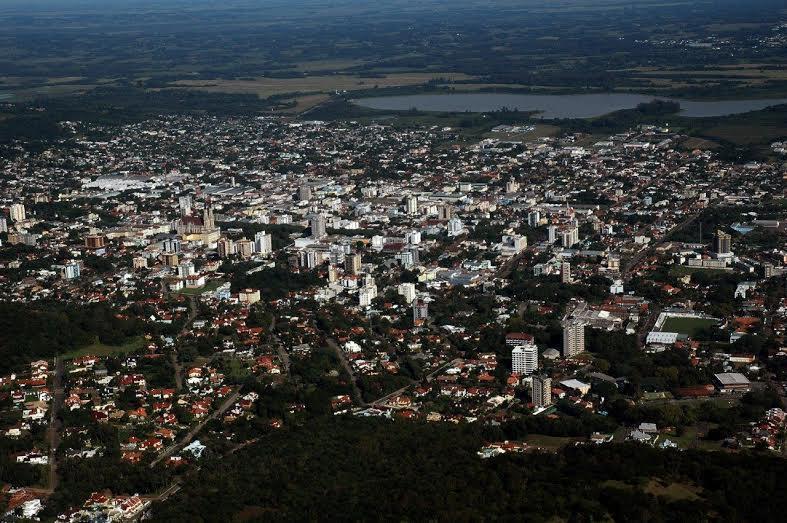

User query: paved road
[622,212,700,281]
[326,337,368,406]
[149,389,240,468]
[370,358,462,407]
[268,315,291,376]
[46,355,65,492]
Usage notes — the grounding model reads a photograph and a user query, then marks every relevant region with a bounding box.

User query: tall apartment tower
[217,237,234,258]
[713,230,732,255]
[254,231,272,255]
[345,252,362,275]
[512,345,538,375]
[405,196,418,215]
[311,214,327,239]
[9,203,26,222]
[547,225,557,244]
[532,375,553,408]
[178,195,192,216]
[299,184,312,201]
[438,204,453,221]
[562,322,585,358]
[561,261,572,284]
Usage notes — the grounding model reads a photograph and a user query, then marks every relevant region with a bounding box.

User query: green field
[661,316,718,338]
[176,280,225,296]
[62,335,145,360]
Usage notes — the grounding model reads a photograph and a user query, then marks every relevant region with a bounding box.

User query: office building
[512,345,538,375]
[562,322,585,357]
[532,375,552,408]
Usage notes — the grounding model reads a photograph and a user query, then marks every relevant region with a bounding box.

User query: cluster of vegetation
[0,302,143,373]
[151,416,787,522]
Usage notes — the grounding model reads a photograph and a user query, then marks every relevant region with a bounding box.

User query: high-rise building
[63,262,81,280]
[512,345,538,375]
[438,204,453,221]
[528,211,541,227]
[163,238,181,254]
[84,234,106,250]
[311,214,327,239]
[763,262,775,278]
[359,284,377,307]
[714,230,732,255]
[254,231,272,255]
[447,218,464,236]
[562,322,585,357]
[532,375,553,408]
[345,252,362,275]
[236,238,254,259]
[217,237,234,258]
[0,217,8,233]
[561,227,579,248]
[178,195,192,216]
[405,196,418,215]
[398,282,417,304]
[299,184,312,201]
[413,299,429,323]
[9,203,25,222]
[547,225,557,244]
[561,261,572,283]
[506,179,520,194]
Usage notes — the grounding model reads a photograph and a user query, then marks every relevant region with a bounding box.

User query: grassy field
[669,265,731,278]
[176,280,225,296]
[63,335,145,360]
[166,73,475,99]
[661,316,718,337]
[524,434,576,450]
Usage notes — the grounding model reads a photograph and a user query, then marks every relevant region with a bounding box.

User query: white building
[254,231,272,255]
[512,345,538,375]
[562,322,585,357]
[398,282,417,304]
[9,203,26,222]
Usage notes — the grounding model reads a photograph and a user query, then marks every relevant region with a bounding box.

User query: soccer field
[661,317,718,338]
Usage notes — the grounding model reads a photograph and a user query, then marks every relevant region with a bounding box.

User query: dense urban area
[0,112,784,521]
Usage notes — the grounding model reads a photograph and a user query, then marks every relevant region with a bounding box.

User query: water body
[353,93,787,119]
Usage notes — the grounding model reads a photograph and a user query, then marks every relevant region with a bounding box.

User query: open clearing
[166,73,475,99]
[63,335,145,360]
[661,316,718,337]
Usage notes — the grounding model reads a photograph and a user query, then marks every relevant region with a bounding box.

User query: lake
[353,93,787,119]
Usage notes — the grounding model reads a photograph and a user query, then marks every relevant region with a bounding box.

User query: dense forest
[151,416,787,522]
[0,302,143,373]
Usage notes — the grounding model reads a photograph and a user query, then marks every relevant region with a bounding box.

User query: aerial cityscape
[0,0,785,521]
